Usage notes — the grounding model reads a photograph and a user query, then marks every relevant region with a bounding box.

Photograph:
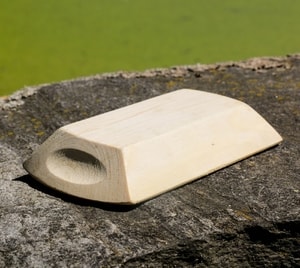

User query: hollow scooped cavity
[46,148,106,185]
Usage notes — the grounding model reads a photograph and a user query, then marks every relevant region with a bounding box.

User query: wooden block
[23,89,282,204]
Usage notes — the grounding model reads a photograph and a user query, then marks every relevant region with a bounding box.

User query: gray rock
[0,55,299,267]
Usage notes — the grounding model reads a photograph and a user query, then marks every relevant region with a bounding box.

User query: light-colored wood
[23,89,282,204]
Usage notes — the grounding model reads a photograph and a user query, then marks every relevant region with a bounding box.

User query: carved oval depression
[46,148,106,184]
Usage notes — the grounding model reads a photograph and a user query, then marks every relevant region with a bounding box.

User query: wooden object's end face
[23,89,282,204]
[23,129,131,203]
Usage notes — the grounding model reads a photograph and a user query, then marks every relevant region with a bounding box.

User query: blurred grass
[1,0,300,95]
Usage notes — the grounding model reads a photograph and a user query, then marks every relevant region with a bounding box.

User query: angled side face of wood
[23,89,283,204]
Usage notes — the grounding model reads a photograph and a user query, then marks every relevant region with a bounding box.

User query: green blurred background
[1,0,299,95]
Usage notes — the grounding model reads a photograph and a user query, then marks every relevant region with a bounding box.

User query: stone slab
[0,55,299,267]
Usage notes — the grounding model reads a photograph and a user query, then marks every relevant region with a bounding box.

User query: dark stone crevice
[123,221,300,267]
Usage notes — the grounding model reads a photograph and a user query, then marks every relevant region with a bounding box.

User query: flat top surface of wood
[64,89,253,147]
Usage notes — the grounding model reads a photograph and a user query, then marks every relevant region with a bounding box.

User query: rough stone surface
[0,55,299,267]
